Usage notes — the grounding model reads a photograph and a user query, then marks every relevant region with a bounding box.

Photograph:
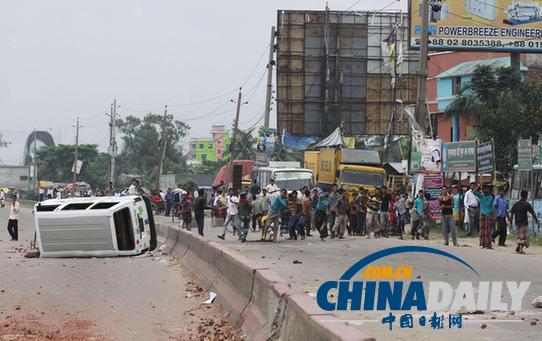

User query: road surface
[157,214,542,341]
[0,206,241,340]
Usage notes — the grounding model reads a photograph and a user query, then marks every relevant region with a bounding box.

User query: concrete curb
[156,223,374,341]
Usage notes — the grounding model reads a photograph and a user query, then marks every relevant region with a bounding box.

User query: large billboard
[409,0,542,52]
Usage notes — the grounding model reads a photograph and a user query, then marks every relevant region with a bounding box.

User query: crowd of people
[9,176,538,254]
[166,178,539,255]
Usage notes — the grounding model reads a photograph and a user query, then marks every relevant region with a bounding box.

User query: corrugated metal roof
[435,57,528,79]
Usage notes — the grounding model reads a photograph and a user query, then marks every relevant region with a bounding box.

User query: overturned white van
[34,196,157,258]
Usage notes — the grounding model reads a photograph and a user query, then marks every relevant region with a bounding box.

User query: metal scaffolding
[276,10,419,137]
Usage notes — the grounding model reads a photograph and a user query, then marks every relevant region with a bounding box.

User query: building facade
[189,125,231,162]
[427,52,530,142]
[276,10,419,137]
[0,165,30,190]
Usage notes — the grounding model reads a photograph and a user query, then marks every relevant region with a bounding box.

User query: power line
[241,44,269,87]
[346,0,401,13]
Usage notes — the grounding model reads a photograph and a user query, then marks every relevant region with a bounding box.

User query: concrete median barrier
[157,223,373,341]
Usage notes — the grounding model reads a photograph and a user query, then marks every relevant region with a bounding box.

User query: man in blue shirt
[315,189,331,241]
[262,189,288,242]
[491,187,509,247]
[414,190,425,216]
[475,184,495,249]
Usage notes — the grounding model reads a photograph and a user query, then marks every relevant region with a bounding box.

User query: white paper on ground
[202,291,217,304]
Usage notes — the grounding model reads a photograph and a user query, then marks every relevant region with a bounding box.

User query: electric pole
[264,26,276,128]
[33,129,38,192]
[108,99,117,186]
[226,88,242,189]
[155,105,168,192]
[415,0,429,134]
[72,117,80,196]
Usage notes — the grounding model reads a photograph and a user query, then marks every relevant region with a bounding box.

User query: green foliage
[35,144,109,188]
[229,128,257,160]
[446,66,542,176]
[177,177,198,193]
[188,159,227,176]
[116,113,190,187]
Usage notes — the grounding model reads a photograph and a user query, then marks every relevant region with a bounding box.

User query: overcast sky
[0,0,406,165]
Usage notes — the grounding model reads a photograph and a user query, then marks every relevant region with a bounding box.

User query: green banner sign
[518,139,533,171]
[442,140,476,172]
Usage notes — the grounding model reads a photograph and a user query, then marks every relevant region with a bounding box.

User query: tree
[35,144,109,188]
[177,177,198,193]
[446,66,542,176]
[229,127,257,160]
[116,113,190,187]
[188,159,227,176]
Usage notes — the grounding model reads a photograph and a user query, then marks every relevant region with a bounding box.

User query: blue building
[432,57,527,142]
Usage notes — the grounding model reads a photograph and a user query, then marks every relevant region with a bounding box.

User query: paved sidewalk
[157,215,542,340]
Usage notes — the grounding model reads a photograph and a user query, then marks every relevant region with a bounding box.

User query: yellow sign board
[409,0,542,52]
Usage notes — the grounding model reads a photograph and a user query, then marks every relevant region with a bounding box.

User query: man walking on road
[315,188,331,241]
[464,182,480,236]
[411,190,425,239]
[262,189,288,242]
[395,193,407,240]
[331,189,348,239]
[218,190,242,241]
[7,194,19,241]
[510,190,539,254]
[379,186,391,237]
[476,184,495,249]
[440,185,457,246]
[193,189,207,237]
[492,187,509,247]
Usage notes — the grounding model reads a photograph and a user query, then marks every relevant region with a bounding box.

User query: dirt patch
[0,314,106,340]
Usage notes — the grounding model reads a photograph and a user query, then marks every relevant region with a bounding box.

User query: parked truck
[304,148,386,193]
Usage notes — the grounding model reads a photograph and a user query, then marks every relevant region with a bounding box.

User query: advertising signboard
[518,138,533,170]
[257,127,276,152]
[410,138,442,172]
[442,140,477,172]
[423,173,443,219]
[476,141,494,173]
[409,0,542,52]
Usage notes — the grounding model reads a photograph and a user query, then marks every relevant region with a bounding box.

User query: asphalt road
[157,214,542,341]
[0,206,240,340]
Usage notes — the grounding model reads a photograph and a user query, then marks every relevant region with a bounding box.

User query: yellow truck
[304,148,386,193]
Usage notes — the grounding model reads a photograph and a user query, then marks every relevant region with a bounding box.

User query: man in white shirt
[46,187,53,199]
[38,187,45,201]
[218,191,240,240]
[7,195,20,241]
[463,182,480,236]
[160,189,166,201]
[265,179,279,197]
[127,179,139,195]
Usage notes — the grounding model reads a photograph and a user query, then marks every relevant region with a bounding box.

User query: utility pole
[155,105,168,192]
[226,88,243,189]
[72,117,80,196]
[264,26,276,128]
[415,0,429,134]
[33,129,38,192]
[108,100,117,186]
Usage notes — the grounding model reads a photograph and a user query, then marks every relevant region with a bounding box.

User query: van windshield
[274,171,313,190]
[340,170,384,187]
